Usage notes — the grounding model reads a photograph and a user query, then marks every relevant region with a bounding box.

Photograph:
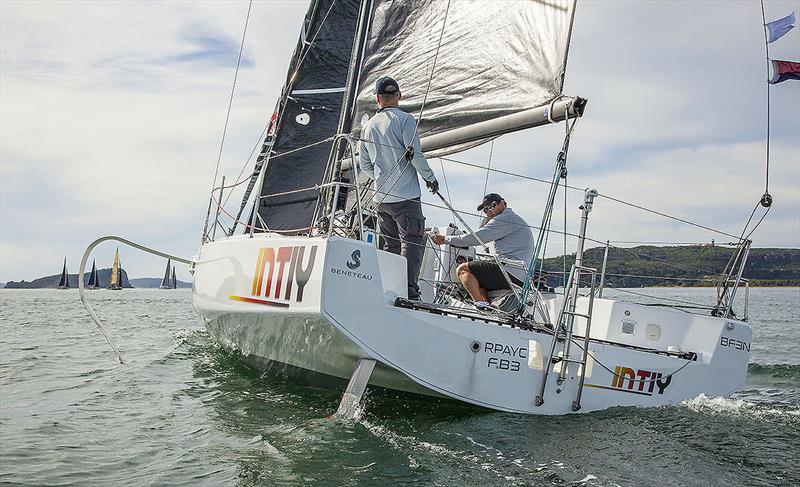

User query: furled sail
[253,0,362,234]
[353,0,579,157]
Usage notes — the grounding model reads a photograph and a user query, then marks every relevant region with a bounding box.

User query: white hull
[193,234,752,414]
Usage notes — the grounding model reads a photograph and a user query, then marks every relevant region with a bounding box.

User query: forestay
[354,0,577,157]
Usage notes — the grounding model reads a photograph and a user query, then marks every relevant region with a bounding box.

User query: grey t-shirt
[445,207,534,281]
[359,107,436,204]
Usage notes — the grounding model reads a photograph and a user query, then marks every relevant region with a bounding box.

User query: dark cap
[477,193,503,211]
[376,76,400,95]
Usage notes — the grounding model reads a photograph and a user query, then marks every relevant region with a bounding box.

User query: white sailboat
[190,0,755,415]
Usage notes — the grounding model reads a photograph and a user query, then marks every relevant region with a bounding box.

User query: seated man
[431,193,534,309]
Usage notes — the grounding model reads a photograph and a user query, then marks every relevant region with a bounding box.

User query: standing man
[431,193,534,309]
[360,76,439,301]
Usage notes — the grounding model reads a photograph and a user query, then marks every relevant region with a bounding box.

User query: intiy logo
[229,245,318,307]
[586,365,673,397]
[346,250,361,270]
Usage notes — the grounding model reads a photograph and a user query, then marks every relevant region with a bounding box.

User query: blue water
[1,287,798,486]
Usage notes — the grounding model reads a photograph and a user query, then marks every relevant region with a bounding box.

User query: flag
[766,12,795,43]
[769,60,800,84]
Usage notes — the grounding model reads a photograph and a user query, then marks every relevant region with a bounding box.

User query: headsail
[58,258,69,289]
[109,248,122,290]
[160,258,172,289]
[253,0,362,234]
[353,0,579,157]
[87,259,98,288]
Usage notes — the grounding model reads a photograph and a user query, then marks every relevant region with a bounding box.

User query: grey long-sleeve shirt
[359,107,436,204]
[445,207,534,282]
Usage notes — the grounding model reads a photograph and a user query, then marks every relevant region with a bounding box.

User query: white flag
[766,12,795,43]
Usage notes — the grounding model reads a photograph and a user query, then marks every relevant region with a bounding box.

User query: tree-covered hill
[540,246,799,287]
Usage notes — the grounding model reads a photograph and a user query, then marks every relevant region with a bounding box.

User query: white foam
[683,393,800,419]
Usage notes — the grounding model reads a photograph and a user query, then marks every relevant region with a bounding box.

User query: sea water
[0,287,797,486]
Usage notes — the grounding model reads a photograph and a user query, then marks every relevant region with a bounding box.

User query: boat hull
[192,234,752,414]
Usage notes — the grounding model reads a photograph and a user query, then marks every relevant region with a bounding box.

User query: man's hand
[431,234,446,245]
[425,178,439,193]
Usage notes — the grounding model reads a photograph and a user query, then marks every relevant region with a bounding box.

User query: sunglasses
[482,202,499,213]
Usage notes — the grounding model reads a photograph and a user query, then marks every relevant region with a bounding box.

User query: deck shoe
[474,300,491,310]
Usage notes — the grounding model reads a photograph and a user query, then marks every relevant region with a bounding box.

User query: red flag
[769,60,800,84]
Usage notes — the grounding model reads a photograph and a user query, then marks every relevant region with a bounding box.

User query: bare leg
[457,263,488,302]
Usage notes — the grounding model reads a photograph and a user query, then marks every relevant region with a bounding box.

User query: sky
[1,0,798,283]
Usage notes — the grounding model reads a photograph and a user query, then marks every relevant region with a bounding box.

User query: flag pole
[759,0,771,198]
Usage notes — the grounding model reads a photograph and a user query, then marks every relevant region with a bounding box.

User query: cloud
[1,0,798,282]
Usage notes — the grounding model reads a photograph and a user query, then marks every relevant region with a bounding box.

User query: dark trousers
[377,198,425,300]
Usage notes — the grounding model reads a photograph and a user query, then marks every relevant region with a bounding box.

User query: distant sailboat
[108,248,123,290]
[87,259,99,290]
[57,257,70,289]
[171,265,177,289]
[159,259,174,289]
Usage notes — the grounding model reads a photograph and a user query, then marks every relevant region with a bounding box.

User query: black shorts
[467,260,523,291]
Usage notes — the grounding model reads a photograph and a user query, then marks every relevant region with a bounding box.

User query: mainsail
[160,258,172,289]
[171,266,177,289]
[353,0,579,157]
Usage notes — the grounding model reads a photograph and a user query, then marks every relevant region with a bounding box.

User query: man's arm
[445,217,514,247]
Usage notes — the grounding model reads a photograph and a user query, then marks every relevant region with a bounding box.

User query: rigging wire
[439,158,452,203]
[415,0,452,128]
[203,0,253,242]
[483,140,494,197]
[759,0,772,197]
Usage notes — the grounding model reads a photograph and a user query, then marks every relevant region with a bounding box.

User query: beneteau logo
[329,248,373,281]
[586,365,673,397]
[229,245,318,307]
[346,250,361,270]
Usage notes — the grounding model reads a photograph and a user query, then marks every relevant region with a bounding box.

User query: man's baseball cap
[376,76,400,95]
[477,193,503,211]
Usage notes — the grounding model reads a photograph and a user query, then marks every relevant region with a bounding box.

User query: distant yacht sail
[171,265,177,289]
[160,259,173,289]
[87,259,99,289]
[108,248,123,290]
[57,257,69,289]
